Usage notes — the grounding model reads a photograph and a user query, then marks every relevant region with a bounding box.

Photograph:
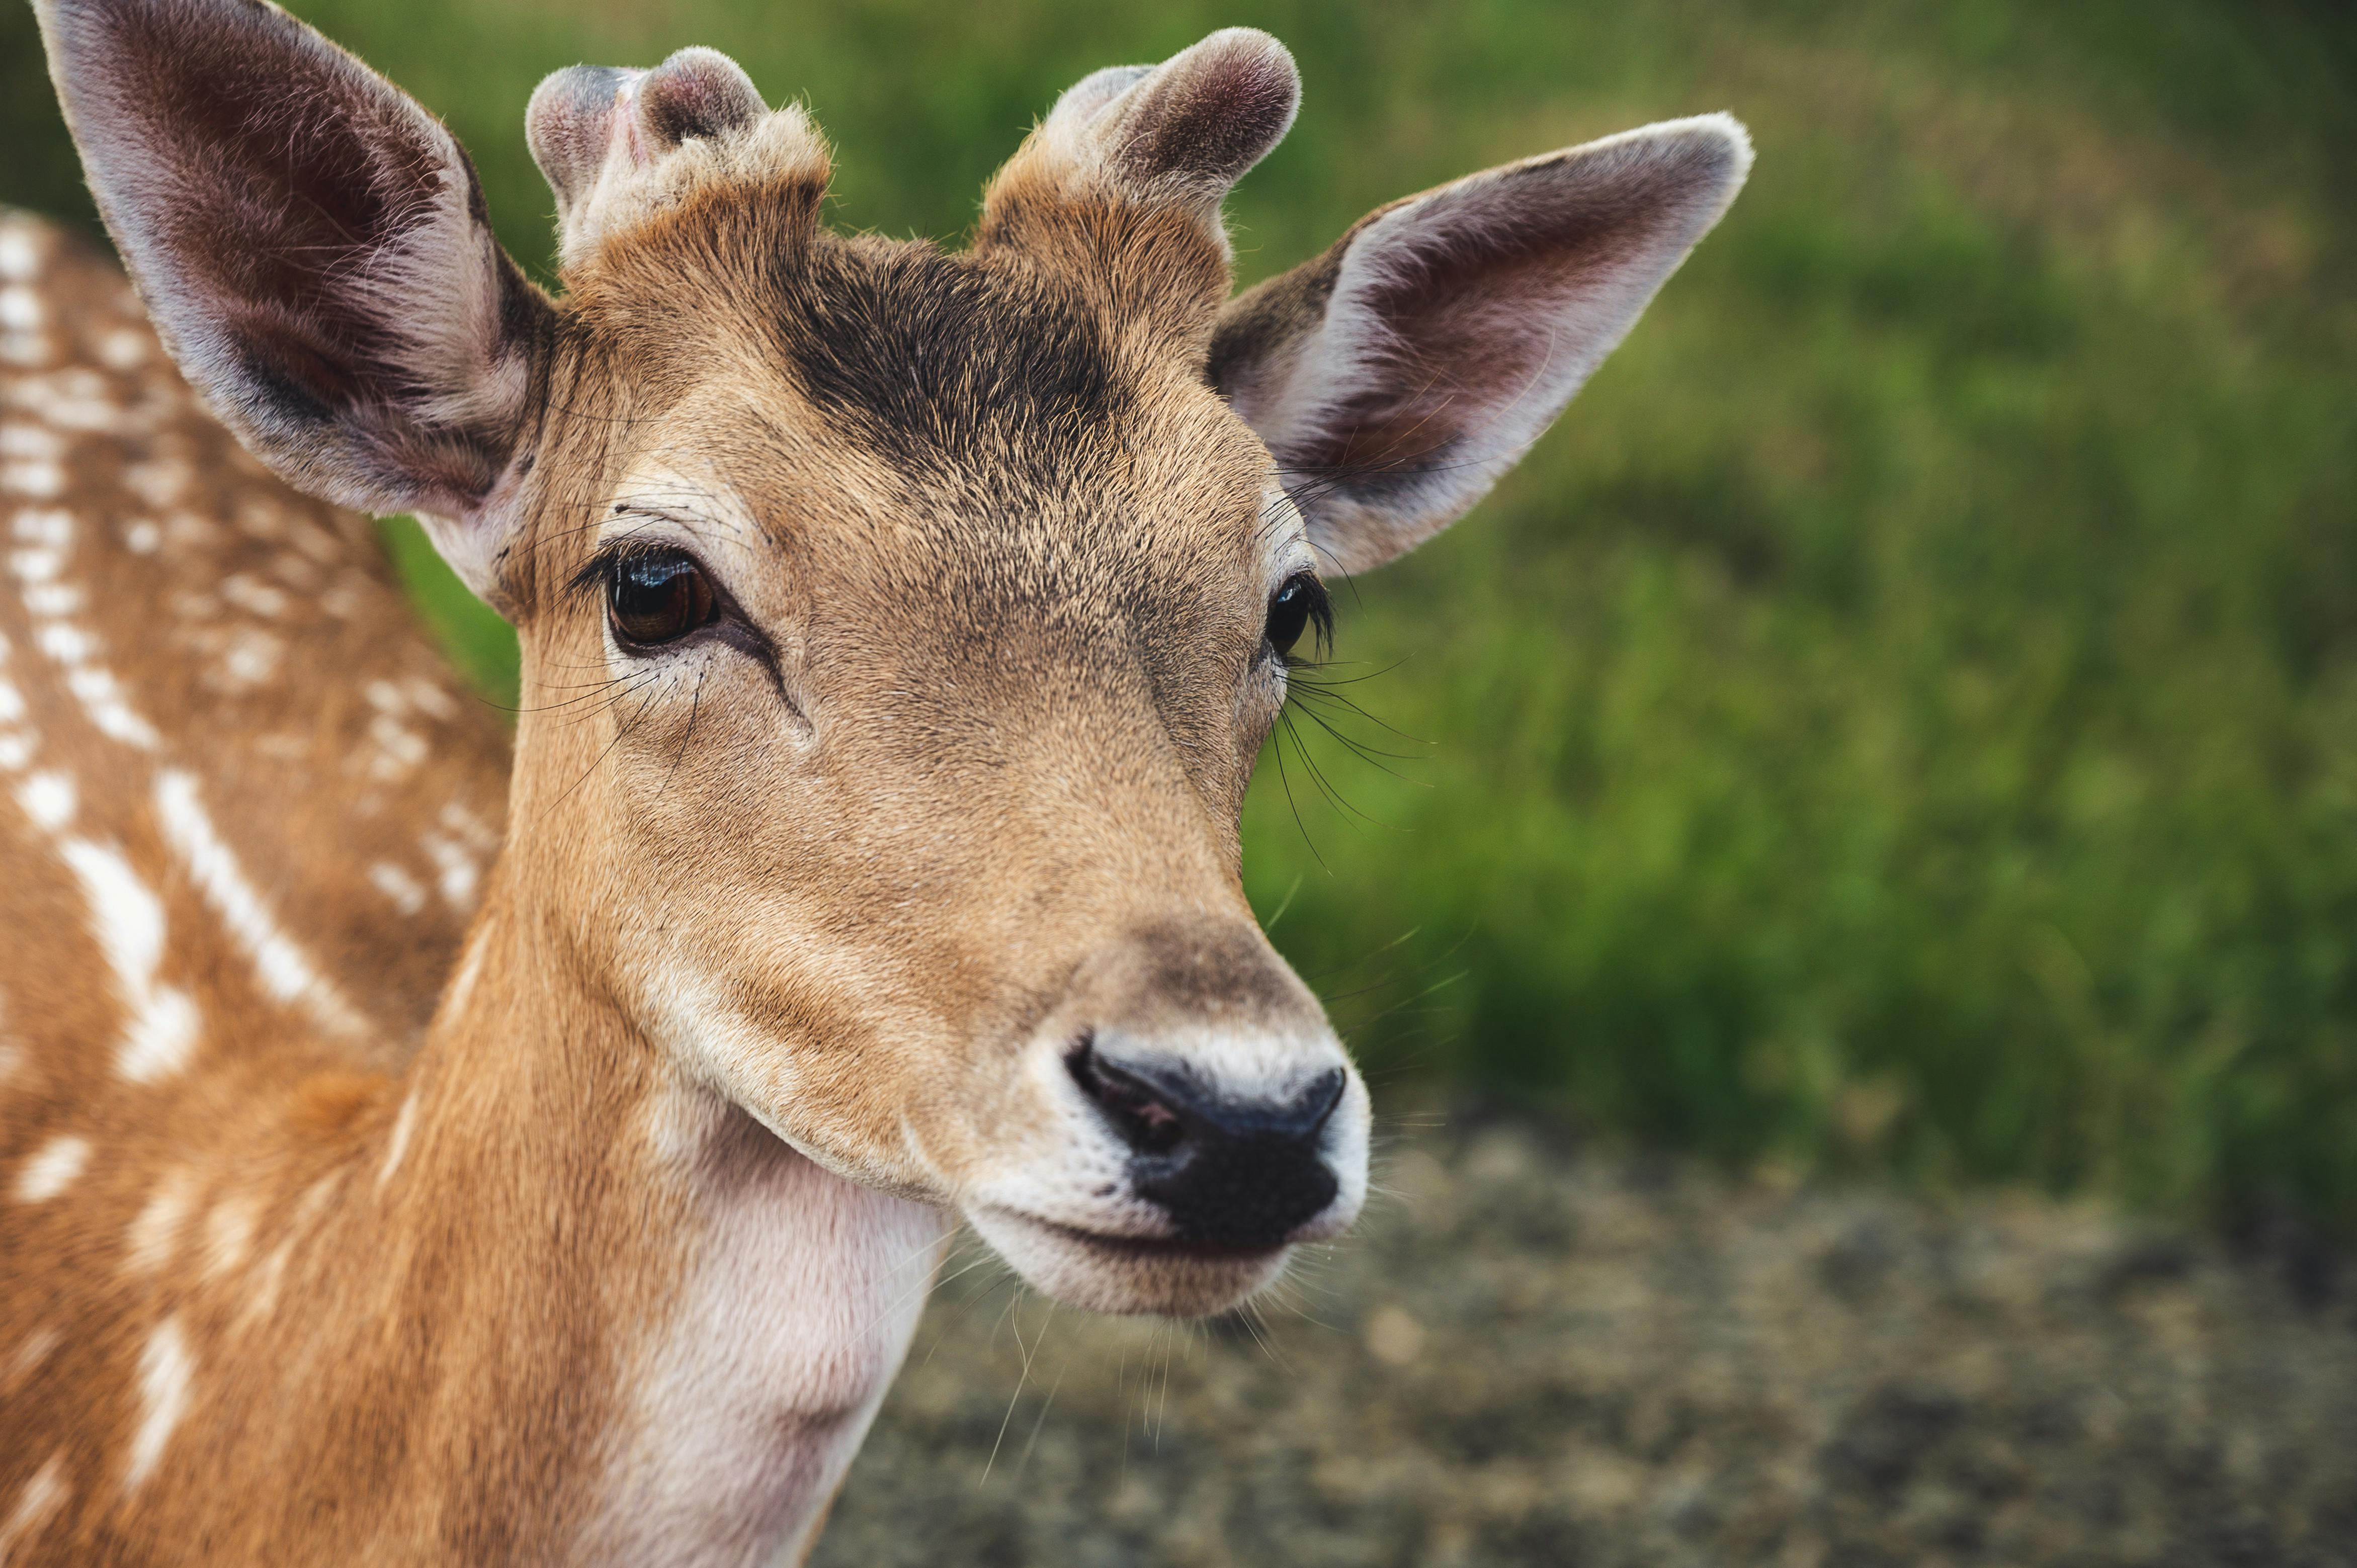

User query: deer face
[41,5,1747,1315]
[527,221,1363,1313]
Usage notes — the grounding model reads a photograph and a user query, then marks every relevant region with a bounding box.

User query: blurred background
[9,2,2356,1560]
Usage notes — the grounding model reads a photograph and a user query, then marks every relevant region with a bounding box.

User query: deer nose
[1067,1036,1346,1250]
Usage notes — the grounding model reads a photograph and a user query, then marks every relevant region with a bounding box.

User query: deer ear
[37,0,552,608]
[1210,115,1752,576]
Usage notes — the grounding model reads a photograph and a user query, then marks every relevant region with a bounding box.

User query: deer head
[39,1,1748,1319]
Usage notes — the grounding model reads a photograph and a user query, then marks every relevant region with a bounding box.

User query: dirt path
[810,1115,2356,1567]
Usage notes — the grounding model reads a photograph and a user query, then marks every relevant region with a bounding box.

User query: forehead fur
[576,221,1182,496]
[550,217,1276,636]
[777,237,1132,481]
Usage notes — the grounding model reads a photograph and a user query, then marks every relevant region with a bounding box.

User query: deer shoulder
[0,210,508,1060]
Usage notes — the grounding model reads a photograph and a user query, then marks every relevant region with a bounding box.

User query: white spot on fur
[22,583,83,618]
[12,506,70,546]
[421,831,477,908]
[407,679,459,722]
[212,627,284,692]
[379,1091,419,1189]
[240,1176,331,1329]
[14,1136,90,1202]
[235,498,286,540]
[57,838,200,1082]
[163,510,217,549]
[99,328,149,370]
[123,518,161,554]
[369,860,427,916]
[125,1317,194,1492]
[241,1239,293,1329]
[0,288,40,332]
[123,459,189,508]
[0,225,42,282]
[125,1169,197,1273]
[59,840,163,980]
[154,770,364,1037]
[319,579,364,620]
[115,987,200,1082]
[8,548,61,585]
[0,462,62,498]
[219,573,288,619]
[12,509,163,750]
[201,1193,258,1279]
[0,1452,67,1558]
[292,1173,340,1228]
[0,425,62,461]
[444,926,491,1018]
[0,630,31,775]
[5,371,131,435]
[31,623,85,663]
[14,770,74,831]
[64,664,162,750]
[440,798,498,851]
[368,713,428,780]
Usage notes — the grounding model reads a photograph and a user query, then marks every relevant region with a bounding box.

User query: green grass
[9,0,2355,1227]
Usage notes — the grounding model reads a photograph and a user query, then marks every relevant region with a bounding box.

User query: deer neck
[333,869,950,1563]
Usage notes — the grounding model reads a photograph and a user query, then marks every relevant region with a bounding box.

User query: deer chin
[963,1203,1299,1317]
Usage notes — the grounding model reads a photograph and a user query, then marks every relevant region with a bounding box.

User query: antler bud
[526,47,825,271]
[977,29,1300,284]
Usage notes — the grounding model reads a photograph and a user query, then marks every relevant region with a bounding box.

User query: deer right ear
[1210,116,1751,576]
[37,0,552,609]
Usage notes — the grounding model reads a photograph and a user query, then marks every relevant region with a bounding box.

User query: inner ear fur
[37,0,552,606]
[1210,114,1753,576]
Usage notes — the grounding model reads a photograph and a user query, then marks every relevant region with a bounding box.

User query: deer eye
[1264,572,1328,659]
[607,548,717,648]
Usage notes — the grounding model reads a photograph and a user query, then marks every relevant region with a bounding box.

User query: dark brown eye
[607,548,717,648]
[1265,571,1328,658]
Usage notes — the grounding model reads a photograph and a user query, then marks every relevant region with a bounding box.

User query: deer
[0,0,1749,1560]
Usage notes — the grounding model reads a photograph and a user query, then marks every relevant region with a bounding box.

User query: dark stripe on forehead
[776,237,1128,477]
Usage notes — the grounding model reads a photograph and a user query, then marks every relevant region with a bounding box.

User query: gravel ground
[811,1110,2357,1567]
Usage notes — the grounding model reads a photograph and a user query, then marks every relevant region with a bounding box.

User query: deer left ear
[37,0,552,609]
[1210,115,1752,576]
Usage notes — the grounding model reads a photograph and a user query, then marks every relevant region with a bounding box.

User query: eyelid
[566,508,714,602]
[565,537,695,608]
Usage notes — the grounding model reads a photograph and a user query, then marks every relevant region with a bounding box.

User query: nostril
[1289,1068,1348,1143]
[1066,1037,1351,1249]
[1067,1036,1189,1155]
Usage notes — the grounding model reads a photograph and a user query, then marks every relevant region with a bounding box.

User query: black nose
[1068,1037,1346,1251]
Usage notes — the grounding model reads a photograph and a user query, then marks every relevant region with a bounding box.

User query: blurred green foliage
[8,0,2355,1225]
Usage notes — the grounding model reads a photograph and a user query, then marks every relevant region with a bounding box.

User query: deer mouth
[1031,1216,1289,1265]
